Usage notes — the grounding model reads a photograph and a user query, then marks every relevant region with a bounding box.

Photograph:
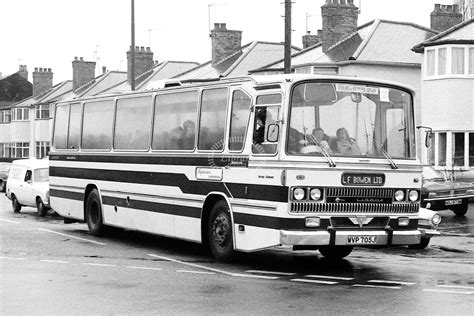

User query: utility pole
[284,0,292,74]
[130,0,136,91]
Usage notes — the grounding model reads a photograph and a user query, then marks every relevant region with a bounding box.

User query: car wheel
[408,237,430,249]
[85,189,106,236]
[318,245,353,259]
[11,195,21,213]
[452,204,468,217]
[207,200,235,261]
[36,198,48,217]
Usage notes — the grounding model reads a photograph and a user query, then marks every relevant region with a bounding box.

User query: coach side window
[198,88,228,151]
[53,105,70,149]
[152,91,198,150]
[82,100,115,150]
[115,96,152,150]
[68,103,82,149]
[229,90,251,151]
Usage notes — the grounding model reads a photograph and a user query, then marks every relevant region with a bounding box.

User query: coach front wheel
[318,245,353,259]
[86,189,106,236]
[207,200,235,261]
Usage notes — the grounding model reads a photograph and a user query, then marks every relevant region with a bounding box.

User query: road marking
[305,274,354,281]
[436,285,474,290]
[368,280,416,286]
[148,253,277,279]
[177,270,216,275]
[352,284,402,290]
[231,273,279,280]
[38,228,106,245]
[0,256,26,261]
[291,278,338,285]
[423,289,474,295]
[0,218,20,224]
[40,259,69,264]
[83,263,117,267]
[246,270,296,276]
[126,266,163,271]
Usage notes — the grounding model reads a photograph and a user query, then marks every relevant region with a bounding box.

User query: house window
[12,142,29,158]
[438,47,447,75]
[36,141,50,158]
[11,108,29,121]
[469,47,474,74]
[0,143,11,157]
[0,110,11,123]
[438,132,447,166]
[426,49,435,76]
[452,132,465,166]
[36,104,51,119]
[452,47,465,75]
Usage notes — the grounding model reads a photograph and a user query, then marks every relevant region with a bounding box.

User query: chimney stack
[32,67,53,97]
[302,31,322,49]
[72,57,96,90]
[430,4,462,32]
[18,65,28,80]
[321,0,359,53]
[210,23,242,67]
[127,46,154,85]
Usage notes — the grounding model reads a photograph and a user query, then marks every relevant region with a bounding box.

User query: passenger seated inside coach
[182,120,196,149]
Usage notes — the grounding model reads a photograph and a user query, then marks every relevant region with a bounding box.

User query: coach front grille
[290,202,419,214]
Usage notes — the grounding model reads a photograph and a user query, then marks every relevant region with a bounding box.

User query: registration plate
[347,235,377,245]
[445,199,462,206]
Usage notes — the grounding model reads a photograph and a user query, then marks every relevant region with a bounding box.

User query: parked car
[421,166,474,216]
[0,162,11,192]
[5,158,50,216]
[409,207,441,249]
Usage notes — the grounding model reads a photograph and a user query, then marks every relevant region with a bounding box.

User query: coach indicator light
[305,217,321,228]
[398,217,410,226]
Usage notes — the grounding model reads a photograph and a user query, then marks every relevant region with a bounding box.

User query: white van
[6,158,50,216]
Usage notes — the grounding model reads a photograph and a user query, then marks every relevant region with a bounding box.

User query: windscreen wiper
[373,139,398,169]
[307,135,336,168]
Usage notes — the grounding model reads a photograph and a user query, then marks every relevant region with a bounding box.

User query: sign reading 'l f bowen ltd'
[341,173,385,186]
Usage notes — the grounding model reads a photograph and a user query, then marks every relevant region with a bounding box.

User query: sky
[0,0,455,84]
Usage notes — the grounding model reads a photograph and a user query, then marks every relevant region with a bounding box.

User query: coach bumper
[280,229,421,246]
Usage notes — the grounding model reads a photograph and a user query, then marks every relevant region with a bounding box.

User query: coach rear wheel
[318,245,353,260]
[12,195,21,213]
[36,198,48,217]
[207,200,235,261]
[86,189,106,236]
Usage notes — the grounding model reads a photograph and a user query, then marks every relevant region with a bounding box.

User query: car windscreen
[34,168,49,183]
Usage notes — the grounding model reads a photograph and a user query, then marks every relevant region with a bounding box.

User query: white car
[5,158,50,217]
[408,207,441,249]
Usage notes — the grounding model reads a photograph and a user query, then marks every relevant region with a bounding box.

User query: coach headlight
[293,188,306,201]
[394,189,405,202]
[309,188,322,201]
[408,190,419,202]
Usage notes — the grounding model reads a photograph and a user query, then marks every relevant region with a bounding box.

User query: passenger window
[198,88,228,151]
[228,90,251,151]
[53,105,70,149]
[82,100,115,150]
[68,103,82,149]
[115,96,152,150]
[152,91,198,150]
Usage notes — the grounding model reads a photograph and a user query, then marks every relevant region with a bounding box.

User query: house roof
[412,18,474,52]
[136,61,199,90]
[175,41,300,80]
[74,70,127,98]
[252,20,437,72]
[11,80,74,108]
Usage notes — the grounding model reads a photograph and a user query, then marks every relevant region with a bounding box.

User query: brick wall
[210,23,242,66]
[127,46,154,85]
[72,57,96,90]
[431,4,463,32]
[321,0,359,53]
[32,68,53,97]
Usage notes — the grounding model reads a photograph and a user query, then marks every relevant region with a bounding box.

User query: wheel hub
[213,214,229,245]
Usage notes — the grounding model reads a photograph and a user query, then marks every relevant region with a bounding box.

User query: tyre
[85,189,106,236]
[36,198,48,217]
[452,204,468,217]
[207,200,235,261]
[11,195,21,213]
[318,245,353,259]
[408,237,430,249]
